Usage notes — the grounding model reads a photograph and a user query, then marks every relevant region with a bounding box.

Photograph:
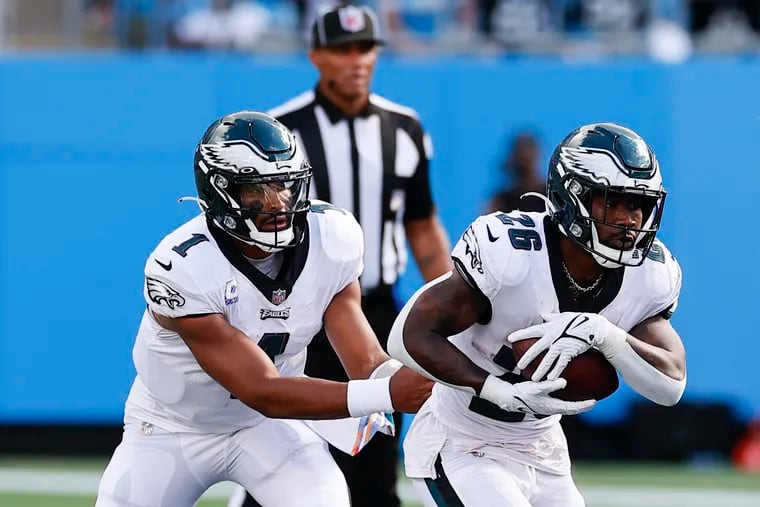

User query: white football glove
[479,375,596,416]
[508,312,628,381]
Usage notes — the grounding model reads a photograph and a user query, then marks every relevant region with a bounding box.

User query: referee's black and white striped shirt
[269,87,435,294]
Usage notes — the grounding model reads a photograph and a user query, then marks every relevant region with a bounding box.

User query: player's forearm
[243,377,392,419]
[238,377,348,419]
[626,336,685,380]
[388,280,488,395]
[404,328,488,394]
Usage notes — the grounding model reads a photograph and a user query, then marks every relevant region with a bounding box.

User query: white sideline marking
[2,468,760,507]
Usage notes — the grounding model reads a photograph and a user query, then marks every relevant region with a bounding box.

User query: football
[511,338,619,402]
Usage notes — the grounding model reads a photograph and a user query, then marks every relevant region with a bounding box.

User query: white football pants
[409,445,585,507]
[95,417,350,507]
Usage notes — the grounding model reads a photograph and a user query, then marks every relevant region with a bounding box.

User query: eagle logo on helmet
[146,277,186,310]
[558,146,626,184]
[199,141,268,173]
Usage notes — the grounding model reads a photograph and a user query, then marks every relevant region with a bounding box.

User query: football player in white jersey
[388,123,686,506]
[95,111,432,507]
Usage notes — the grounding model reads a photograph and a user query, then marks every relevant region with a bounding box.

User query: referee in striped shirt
[236,4,451,507]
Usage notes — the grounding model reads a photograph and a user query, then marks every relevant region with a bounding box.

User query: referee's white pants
[95,417,350,507]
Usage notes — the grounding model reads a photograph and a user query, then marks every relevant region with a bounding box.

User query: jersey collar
[207,219,311,306]
[544,216,625,313]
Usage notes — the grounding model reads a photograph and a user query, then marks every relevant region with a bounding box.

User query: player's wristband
[346,378,393,417]
[479,374,516,408]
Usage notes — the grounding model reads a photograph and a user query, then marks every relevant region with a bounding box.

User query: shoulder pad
[490,210,547,285]
[144,218,231,316]
[308,200,364,266]
[452,212,534,299]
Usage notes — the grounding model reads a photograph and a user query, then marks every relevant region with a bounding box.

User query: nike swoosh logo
[513,397,533,413]
[486,225,499,242]
[571,315,589,328]
[155,259,172,271]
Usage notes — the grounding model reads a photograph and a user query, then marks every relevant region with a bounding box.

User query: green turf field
[1,456,758,507]
[573,462,760,490]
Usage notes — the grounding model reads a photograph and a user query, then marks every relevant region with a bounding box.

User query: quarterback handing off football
[512,338,619,402]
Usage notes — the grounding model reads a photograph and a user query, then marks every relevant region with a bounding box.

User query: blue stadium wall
[0,54,757,425]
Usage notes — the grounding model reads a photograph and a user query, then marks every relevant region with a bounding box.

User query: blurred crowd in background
[1,0,760,60]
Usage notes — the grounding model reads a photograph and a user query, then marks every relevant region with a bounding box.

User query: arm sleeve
[403,119,435,221]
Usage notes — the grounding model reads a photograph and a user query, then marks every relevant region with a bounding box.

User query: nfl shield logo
[271,289,287,306]
[338,6,365,33]
[224,279,239,305]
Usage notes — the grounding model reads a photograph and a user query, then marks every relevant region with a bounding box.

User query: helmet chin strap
[252,242,286,254]
[243,217,295,252]
[591,251,625,268]
[589,222,642,268]
[235,232,290,253]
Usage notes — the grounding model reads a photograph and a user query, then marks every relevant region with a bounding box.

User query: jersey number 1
[172,233,209,257]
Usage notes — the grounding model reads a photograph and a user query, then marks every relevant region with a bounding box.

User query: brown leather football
[511,338,619,401]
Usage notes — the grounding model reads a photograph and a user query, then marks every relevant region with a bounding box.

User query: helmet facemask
[221,170,311,251]
[203,168,311,253]
[559,176,666,267]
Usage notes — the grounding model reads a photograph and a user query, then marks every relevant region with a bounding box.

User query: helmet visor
[219,171,311,232]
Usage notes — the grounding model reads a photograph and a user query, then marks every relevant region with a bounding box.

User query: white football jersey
[428,210,681,470]
[125,201,363,433]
